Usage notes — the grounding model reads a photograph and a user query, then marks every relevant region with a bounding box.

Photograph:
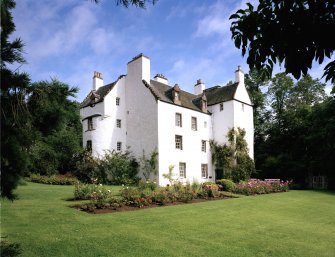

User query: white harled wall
[233,101,254,159]
[80,78,127,157]
[157,101,213,185]
[125,56,159,178]
[102,77,127,154]
[208,101,235,145]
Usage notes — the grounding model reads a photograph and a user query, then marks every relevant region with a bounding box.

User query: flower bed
[73,182,238,214]
[233,179,290,195]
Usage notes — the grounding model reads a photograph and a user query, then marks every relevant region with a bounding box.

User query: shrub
[152,192,167,205]
[108,196,125,209]
[216,179,236,192]
[90,184,113,208]
[74,150,140,186]
[119,186,151,207]
[191,181,201,194]
[28,173,79,185]
[73,149,103,183]
[100,150,140,185]
[74,182,112,203]
[74,183,95,200]
[201,182,219,198]
[138,180,158,191]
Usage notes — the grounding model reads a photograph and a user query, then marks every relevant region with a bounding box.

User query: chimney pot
[93,71,103,91]
[194,79,205,95]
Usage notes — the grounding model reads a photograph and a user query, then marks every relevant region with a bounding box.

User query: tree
[286,74,326,109]
[27,79,82,175]
[254,71,333,187]
[92,0,157,8]
[230,0,335,82]
[245,69,269,140]
[1,0,32,199]
[267,73,294,132]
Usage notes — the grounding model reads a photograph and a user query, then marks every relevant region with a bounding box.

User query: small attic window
[175,92,180,101]
[200,94,207,113]
[172,84,181,105]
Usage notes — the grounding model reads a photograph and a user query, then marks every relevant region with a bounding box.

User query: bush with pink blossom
[233,179,290,195]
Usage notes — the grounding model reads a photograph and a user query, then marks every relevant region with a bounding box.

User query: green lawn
[2,183,335,257]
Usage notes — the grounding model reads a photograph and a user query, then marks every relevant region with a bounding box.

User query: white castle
[80,54,253,185]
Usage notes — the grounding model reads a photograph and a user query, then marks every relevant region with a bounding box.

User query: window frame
[87,117,93,131]
[175,135,183,150]
[191,116,197,131]
[201,140,206,152]
[201,164,208,179]
[116,97,120,106]
[179,162,186,178]
[220,103,224,111]
[86,140,92,151]
[175,113,182,127]
[116,119,121,128]
[116,142,122,151]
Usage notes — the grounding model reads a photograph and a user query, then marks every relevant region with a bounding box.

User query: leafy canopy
[230,0,335,82]
[92,0,157,8]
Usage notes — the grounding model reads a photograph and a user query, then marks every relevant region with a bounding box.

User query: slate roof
[144,80,239,112]
[81,76,238,112]
[204,82,238,106]
[80,75,126,109]
[144,80,208,113]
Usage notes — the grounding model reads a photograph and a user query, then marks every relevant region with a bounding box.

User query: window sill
[85,129,96,132]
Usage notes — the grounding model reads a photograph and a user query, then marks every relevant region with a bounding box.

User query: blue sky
[12,0,331,101]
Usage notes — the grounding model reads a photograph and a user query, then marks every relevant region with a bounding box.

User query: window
[201,164,208,178]
[175,135,183,150]
[86,140,92,151]
[117,142,122,151]
[116,97,120,106]
[175,113,182,127]
[116,119,121,128]
[87,117,93,130]
[175,92,180,101]
[179,162,186,178]
[220,103,224,111]
[242,103,245,112]
[204,121,207,128]
[201,140,206,152]
[191,117,197,131]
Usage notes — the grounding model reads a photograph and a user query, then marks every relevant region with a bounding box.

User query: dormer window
[201,94,207,112]
[175,92,179,101]
[172,84,181,105]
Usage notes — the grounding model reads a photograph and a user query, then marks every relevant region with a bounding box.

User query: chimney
[154,73,168,84]
[194,79,205,95]
[235,65,244,85]
[127,53,150,82]
[93,71,103,91]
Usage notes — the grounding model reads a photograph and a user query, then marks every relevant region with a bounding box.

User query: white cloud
[194,1,230,38]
